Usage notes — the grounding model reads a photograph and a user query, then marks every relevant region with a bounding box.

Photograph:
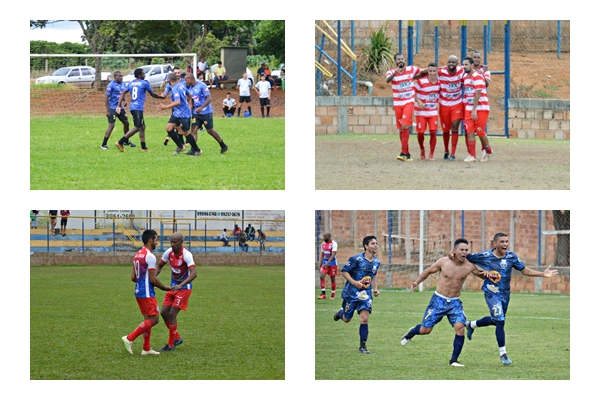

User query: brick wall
[30,252,284,267]
[508,99,570,140]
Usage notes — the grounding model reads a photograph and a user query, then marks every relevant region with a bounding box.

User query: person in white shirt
[222,92,236,117]
[236,72,253,117]
[196,57,208,81]
[218,229,231,247]
[253,74,272,118]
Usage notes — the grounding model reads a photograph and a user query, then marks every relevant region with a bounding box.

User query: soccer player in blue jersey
[122,229,172,356]
[333,235,380,354]
[102,71,135,149]
[115,68,165,152]
[185,74,229,154]
[156,232,198,352]
[158,73,203,156]
[400,238,486,367]
[463,232,558,365]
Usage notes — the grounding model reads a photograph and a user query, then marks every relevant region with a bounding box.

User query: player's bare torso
[436,257,475,298]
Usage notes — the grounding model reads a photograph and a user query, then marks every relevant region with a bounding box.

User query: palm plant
[363,22,395,74]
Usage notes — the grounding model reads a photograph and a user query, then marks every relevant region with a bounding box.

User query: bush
[362,22,394,74]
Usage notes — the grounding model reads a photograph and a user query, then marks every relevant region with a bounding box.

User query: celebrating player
[115,68,164,152]
[122,229,172,356]
[185,74,229,154]
[463,232,558,365]
[317,232,338,300]
[102,71,134,149]
[156,232,197,352]
[386,54,422,161]
[438,55,464,161]
[162,67,188,147]
[333,236,380,354]
[462,57,492,162]
[414,62,441,160]
[400,238,485,367]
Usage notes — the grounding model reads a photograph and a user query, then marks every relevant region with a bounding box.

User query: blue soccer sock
[495,320,506,348]
[477,316,495,327]
[450,334,465,363]
[359,324,368,347]
[407,324,422,339]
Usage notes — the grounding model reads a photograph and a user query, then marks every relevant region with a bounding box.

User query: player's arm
[372,275,380,297]
[116,89,129,113]
[468,260,488,279]
[149,268,171,291]
[130,264,137,283]
[156,258,167,276]
[410,259,443,291]
[386,68,400,83]
[105,92,111,116]
[171,266,197,291]
[324,250,336,267]
[159,97,181,111]
[471,89,481,120]
[520,265,558,278]
[341,270,363,290]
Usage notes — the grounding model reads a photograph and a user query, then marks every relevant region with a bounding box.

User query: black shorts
[239,96,251,103]
[193,113,214,130]
[259,98,270,107]
[168,115,191,131]
[108,108,128,124]
[131,110,145,129]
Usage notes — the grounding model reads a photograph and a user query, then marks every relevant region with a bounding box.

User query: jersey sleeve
[331,241,338,252]
[466,252,489,269]
[146,252,157,270]
[161,249,171,263]
[184,249,196,268]
[510,252,526,271]
[342,255,357,273]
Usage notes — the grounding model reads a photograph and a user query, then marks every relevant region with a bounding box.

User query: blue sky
[29,21,86,44]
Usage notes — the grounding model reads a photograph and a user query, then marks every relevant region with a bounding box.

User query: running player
[438,55,464,161]
[414,62,441,160]
[333,236,380,354]
[156,232,198,352]
[386,54,421,161]
[400,238,485,367]
[122,229,172,356]
[317,232,338,300]
[102,71,134,149]
[463,232,558,365]
[115,68,164,152]
[462,57,492,162]
[185,73,229,154]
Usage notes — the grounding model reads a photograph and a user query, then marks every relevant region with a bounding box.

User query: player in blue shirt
[185,74,229,155]
[115,68,165,152]
[333,235,380,354]
[464,232,558,365]
[158,73,203,156]
[102,71,135,149]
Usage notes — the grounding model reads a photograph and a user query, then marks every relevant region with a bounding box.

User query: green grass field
[315,289,570,379]
[30,117,284,190]
[30,265,284,379]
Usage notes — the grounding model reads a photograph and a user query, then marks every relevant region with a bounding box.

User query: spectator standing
[31,210,40,229]
[258,229,267,252]
[60,210,70,237]
[49,210,58,235]
[254,74,272,118]
[236,72,253,117]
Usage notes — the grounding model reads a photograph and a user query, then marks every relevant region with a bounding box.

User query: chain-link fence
[315,210,570,268]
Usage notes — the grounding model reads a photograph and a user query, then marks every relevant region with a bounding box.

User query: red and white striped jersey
[386,66,421,107]
[438,66,464,107]
[462,71,489,111]
[414,76,440,117]
[475,65,491,83]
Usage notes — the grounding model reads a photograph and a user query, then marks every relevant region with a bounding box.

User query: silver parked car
[122,64,172,88]
[35,66,110,88]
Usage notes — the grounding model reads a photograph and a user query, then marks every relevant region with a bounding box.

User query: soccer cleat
[333,308,343,321]
[465,321,474,340]
[174,338,183,347]
[141,349,160,356]
[420,149,426,160]
[159,344,174,353]
[448,155,456,162]
[443,152,449,160]
[396,153,406,161]
[500,354,512,365]
[450,361,465,367]
[127,142,137,148]
[318,294,327,299]
[115,142,125,152]
[220,144,228,154]
[358,347,371,354]
[330,293,335,300]
[464,155,477,162]
[101,145,108,150]
[122,336,133,354]
[140,148,150,153]
[401,329,412,346]
[429,155,435,161]
[173,147,185,156]
[481,151,492,162]
[163,137,170,146]
[405,154,414,162]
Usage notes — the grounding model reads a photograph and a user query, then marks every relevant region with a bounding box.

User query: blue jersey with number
[467,249,525,295]
[341,252,380,302]
[126,79,155,111]
[170,83,191,118]
[188,81,213,115]
[133,247,157,298]
[105,80,127,109]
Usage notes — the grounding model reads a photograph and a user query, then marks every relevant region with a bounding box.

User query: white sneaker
[464,155,477,162]
[401,338,411,346]
[450,361,465,367]
[480,152,492,162]
[141,349,160,356]
[122,336,133,354]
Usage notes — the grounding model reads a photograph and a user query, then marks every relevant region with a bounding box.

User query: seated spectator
[239,232,249,252]
[258,229,267,252]
[219,228,231,247]
[206,68,214,88]
[213,61,228,90]
[233,224,242,237]
[245,224,256,241]
[263,64,276,90]
[222,93,236,117]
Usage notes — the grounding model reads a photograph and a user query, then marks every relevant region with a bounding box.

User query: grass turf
[30,265,285,379]
[30,117,284,190]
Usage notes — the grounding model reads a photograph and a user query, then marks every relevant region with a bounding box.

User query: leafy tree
[254,21,285,61]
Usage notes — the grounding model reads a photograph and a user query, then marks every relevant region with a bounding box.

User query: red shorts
[463,110,489,137]
[394,103,414,129]
[439,103,463,132]
[162,289,192,311]
[136,297,159,316]
[415,115,438,134]
[320,264,338,276]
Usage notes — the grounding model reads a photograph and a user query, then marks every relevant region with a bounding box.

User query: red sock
[417,132,425,150]
[429,131,437,156]
[401,129,410,154]
[164,320,181,340]
[443,132,450,152]
[142,329,152,351]
[127,319,155,342]
[467,139,477,157]
[451,132,459,155]
[168,324,178,347]
[331,281,336,293]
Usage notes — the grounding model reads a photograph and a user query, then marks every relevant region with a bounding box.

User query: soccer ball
[360,276,371,288]
[244,111,250,118]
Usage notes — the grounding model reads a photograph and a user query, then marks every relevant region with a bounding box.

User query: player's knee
[149,315,159,326]
[421,327,433,335]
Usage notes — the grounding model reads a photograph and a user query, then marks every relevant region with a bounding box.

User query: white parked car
[271,63,284,86]
[35,66,110,88]
[123,64,172,88]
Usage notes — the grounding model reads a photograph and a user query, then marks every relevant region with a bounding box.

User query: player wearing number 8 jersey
[462,57,492,162]
[122,230,172,356]
[414,63,440,160]
[386,54,421,161]
[156,232,197,352]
